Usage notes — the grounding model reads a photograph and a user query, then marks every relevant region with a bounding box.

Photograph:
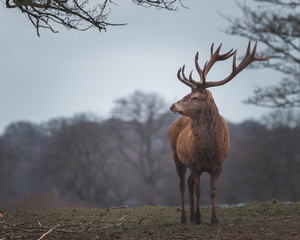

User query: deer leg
[188,173,195,223]
[174,155,187,224]
[210,169,221,225]
[193,172,201,224]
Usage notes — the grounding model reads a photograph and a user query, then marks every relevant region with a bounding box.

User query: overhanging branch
[4,0,185,36]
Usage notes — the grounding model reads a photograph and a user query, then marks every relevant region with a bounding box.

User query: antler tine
[194,52,204,83]
[181,65,190,81]
[232,50,237,71]
[210,43,215,56]
[251,41,269,61]
[202,61,209,83]
[177,65,196,89]
[189,70,201,87]
[246,40,251,56]
[251,41,256,56]
[202,43,235,83]
[219,48,235,60]
[213,43,222,56]
[204,41,269,89]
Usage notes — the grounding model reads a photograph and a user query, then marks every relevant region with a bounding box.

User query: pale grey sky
[0,0,277,133]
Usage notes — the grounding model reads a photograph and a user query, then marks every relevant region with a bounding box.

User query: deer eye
[192,97,198,101]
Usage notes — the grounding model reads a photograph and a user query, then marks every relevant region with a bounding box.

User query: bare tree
[225,0,300,108]
[4,0,185,36]
[0,137,17,210]
[2,122,46,193]
[261,109,300,201]
[111,91,172,204]
[38,114,115,206]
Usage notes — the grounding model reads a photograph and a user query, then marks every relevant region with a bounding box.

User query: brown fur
[168,41,267,224]
[168,89,229,224]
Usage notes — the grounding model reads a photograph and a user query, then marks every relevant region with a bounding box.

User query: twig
[84,206,128,225]
[101,206,128,218]
[138,217,158,224]
[101,222,124,230]
[13,204,20,217]
[108,206,129,211]
[254,216,300,223]
[117,215,128,221]
[169,233,207,239]
[37,220,42,227]
[211,229,221,238]
[11,224,39,233]
[0,205,129,238]
[17,214,52,226]
[37,224,60,240]
[69,205,129,233]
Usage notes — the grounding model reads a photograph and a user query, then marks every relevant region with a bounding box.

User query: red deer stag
[168,41,268,225]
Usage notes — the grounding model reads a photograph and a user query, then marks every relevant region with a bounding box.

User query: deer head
[170,41,269,117]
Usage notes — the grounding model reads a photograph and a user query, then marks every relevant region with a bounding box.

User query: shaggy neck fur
[190,98,221,142]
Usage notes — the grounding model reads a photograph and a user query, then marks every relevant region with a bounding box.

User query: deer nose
[170,104,175,111]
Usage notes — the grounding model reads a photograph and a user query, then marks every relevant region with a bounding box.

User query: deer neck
[190,101,221,138]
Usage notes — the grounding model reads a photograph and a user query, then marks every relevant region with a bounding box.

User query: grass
[1,200,300,239]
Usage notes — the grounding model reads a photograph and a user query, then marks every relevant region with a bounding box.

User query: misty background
[0,0,299,210]
[0,0,278,132]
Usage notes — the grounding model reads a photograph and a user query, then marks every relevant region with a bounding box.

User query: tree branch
[3,0,185,36]
[225,0,300,108]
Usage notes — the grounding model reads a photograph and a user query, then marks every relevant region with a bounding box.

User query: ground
[1,200,300,239]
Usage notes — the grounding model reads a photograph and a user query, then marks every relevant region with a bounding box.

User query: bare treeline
[0,91,299,210]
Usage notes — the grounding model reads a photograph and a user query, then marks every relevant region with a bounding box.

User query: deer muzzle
[170,103,182,115]
[170,104,176,111]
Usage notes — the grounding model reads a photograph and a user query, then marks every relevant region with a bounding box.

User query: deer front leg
[174,156,187,224]
[188,174,195,223]
[192,172,201,224]
[210,169,221,225]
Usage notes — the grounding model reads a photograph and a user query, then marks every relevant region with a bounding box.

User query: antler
[177,41,269,90]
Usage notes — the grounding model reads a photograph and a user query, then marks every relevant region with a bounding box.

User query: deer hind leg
[188,173,195,223]
[210,169,221,225]
[174,154,187,224]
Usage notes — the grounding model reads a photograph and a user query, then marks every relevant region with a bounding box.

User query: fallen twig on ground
[254,216,300,223]
[138,216,158,224]
[0,205,129,239]
[37,224,60,240]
